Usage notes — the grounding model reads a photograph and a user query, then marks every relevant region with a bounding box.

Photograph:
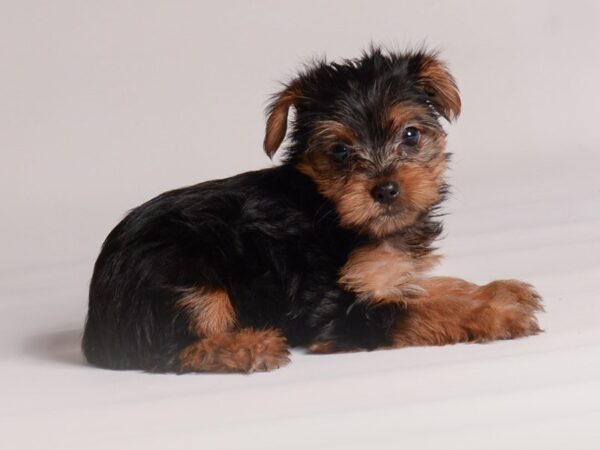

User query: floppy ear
[415,55,461,122]
[263,83,300,158]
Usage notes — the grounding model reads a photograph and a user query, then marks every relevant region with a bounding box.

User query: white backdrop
[1,1,599,449]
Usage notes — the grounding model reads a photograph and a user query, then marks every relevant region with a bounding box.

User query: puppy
[82,48,543,373]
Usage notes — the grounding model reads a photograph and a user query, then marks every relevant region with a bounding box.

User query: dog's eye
[402,127,420,147]
[329,143,349,162]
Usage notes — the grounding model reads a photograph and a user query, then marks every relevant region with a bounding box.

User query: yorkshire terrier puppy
[83,48,543,373]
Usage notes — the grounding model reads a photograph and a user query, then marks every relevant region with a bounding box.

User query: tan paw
[307,341,337,354]
[246,330,291,373]
[178,329,290,373]
[307,341,362,354]
[474,279,544,340]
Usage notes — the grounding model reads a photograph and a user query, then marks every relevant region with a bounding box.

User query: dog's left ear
[414,55,461,122]
[263,83,300,158]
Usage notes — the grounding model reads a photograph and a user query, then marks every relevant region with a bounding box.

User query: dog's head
[264,48,460,238]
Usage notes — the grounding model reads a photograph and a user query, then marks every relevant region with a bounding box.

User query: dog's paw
[307,341,337,354]
[246,330,291,373]
[177,329,290,373]
[474,279,544,340]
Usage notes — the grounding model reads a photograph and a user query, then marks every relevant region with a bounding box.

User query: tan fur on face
[329,154,446,238]
[395,155,446,212]
[297,112,447,238]
[339,241,440,303]
[298,162,443,238]
[297,121,378,232]
[328,173,382,232]
[177,288,236,337]
[178,328,290,373]
[312,120,356,143]
[298,140,403,238]
[387,104,431,133]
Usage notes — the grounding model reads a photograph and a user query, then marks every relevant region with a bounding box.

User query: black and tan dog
[82,48,543,373]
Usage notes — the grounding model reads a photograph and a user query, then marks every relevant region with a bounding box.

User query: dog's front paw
[474,279,544,340]
[307,341,337,354]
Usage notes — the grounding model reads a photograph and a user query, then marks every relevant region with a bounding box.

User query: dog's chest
[338,240,440,302]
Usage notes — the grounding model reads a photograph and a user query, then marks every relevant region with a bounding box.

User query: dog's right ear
[263,83,300,158]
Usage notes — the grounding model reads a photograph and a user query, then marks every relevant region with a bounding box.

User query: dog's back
[81,166,343,371]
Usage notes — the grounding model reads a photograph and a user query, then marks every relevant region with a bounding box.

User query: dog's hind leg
[175,287,290,373]
[177,329,290,373]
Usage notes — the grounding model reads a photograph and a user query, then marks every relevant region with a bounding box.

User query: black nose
[371,181,400,204]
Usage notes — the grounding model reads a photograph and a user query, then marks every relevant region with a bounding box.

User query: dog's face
[264,49,461,238]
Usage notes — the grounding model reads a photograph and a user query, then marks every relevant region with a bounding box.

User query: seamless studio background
[1,1,599,449]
